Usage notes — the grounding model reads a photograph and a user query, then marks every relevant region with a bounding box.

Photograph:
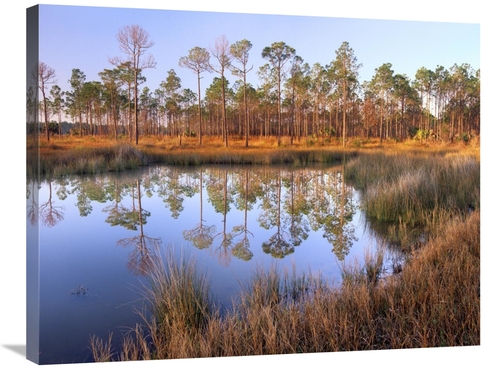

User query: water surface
[28,164,400,364]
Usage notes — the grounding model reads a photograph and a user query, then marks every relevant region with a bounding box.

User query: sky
[2,1,499,369]
[36,4,481,102]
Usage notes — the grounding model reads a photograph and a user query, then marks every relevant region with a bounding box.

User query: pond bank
[27,136,479,178]
[28,136,480,361]
[91,210,479,360]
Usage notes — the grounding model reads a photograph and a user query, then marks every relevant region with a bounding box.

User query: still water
[27,164,400,364]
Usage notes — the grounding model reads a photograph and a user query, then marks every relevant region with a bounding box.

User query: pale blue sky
[37,3,480,100]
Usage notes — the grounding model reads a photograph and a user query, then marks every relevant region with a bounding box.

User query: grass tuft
[91,209,479,360]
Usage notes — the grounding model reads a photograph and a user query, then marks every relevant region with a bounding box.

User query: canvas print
[26,4,480,365]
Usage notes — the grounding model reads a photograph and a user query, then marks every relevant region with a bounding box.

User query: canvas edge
[26,4,40,365]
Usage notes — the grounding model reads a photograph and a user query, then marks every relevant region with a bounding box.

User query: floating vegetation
[70,285,89,297]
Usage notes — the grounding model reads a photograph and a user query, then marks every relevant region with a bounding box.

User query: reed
[89,333,115,362]
[141,146,354,167]
[32,135,479,179]
[345,149,480,226]
[135,248,214,359]
[31,135,360,178]
[40,136,478,360]
[91,209,479,360]
[36,142,146,177]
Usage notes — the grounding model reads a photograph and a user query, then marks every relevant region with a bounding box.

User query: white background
[2,1,496,368]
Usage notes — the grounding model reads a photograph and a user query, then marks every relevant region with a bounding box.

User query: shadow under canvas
[3,345,27,358]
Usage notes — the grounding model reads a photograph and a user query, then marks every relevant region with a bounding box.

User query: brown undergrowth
[28,135,478,178]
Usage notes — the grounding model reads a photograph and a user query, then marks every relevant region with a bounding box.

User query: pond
[27,164,403,364]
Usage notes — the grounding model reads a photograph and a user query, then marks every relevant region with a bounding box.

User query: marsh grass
[339,246,386,288]
[31,136,358,178]
[37,142,146,177]
[345,150,480,227]
[128,249,214,360]
[89,333,114,362]
[33,136,478,181]
[138,144,353,167]
[91,209,479,360]
[34,136,479,359]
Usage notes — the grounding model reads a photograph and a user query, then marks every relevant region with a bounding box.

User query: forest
[29,25,480,147]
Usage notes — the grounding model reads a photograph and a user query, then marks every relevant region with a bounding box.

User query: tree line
[29,24,480,146]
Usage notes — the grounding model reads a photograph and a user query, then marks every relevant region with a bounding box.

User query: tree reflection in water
[27,179,39,227]
[106,178,160,276]
[207,168,236,266]
[259,168,294,259]
[33,164,365,267]
[313,164,357,261]
[39,181,65,228]
[183,168,216,250]
[30,163,414,364]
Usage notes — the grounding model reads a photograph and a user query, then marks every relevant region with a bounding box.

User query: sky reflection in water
[28,164,399,364]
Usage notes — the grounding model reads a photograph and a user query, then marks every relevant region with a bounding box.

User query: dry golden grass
[32,134,480,160]
[28,134,479,179]
[31,134,479,360]
[90,209,479,361]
